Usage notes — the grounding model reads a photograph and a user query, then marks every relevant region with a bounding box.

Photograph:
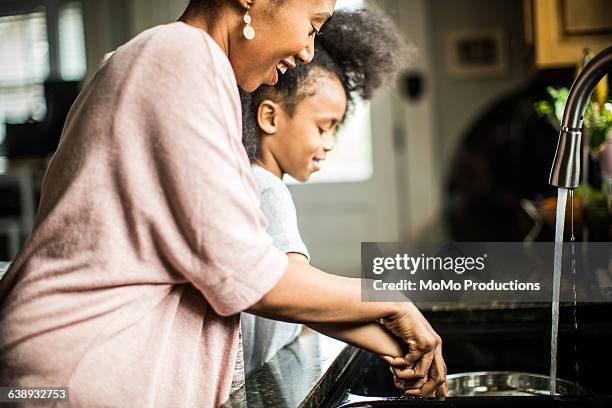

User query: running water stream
[569,190,579,386]
[550,188,568,395]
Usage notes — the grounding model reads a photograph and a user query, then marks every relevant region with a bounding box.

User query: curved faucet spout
[549,45,612,188]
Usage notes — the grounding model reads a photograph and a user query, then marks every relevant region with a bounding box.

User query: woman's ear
[257,100,280,135]
[236,0,251,10]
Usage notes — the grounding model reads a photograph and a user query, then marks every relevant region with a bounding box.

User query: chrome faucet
[549,45,612,188]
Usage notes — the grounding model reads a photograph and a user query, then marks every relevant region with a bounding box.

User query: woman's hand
[380,303,447,397]
[386,344,447,397]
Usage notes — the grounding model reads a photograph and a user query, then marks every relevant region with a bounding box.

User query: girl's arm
[247,258,447,397]
[307,321,407,357]
[282,253,407,357]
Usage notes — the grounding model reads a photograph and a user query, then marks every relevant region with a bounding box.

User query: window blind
[59,2,86,81]
[0,10,49,143]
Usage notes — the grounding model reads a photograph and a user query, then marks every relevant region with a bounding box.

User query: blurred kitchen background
[0,0,611,274]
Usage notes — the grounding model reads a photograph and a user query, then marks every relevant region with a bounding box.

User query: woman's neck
[179,10,231,57]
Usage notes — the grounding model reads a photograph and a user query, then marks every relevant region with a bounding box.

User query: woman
[0,1,446,406]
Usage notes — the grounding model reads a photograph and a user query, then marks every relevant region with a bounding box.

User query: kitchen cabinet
[525,0,612,67]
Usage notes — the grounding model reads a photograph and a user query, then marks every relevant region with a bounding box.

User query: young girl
[240,8,410,378]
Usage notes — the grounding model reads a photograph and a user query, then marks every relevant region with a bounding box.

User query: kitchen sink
[320,304,612,407]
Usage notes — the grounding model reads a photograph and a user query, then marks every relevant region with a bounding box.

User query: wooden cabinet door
[528,0,612,67]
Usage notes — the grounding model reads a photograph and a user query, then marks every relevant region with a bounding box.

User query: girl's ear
[257,99,280,135]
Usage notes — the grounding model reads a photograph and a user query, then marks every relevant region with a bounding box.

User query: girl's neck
[254,155,284,180]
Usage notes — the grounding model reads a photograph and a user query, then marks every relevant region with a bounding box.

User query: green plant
[534,86,612,151]
[575,184,606,206]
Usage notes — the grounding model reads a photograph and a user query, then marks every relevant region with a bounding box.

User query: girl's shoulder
[251,165,290,196]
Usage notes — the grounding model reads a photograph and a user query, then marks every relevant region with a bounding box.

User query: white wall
[429,0,530,182]
[82,0,127,78]
[127,0,186,38]
[82,0,186,79]
[384,0,531,241]
[386,0,445,241]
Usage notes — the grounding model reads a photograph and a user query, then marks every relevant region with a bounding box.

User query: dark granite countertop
[222,328,358,408]
[220,304,564,408]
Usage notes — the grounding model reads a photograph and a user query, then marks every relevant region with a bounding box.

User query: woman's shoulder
[104,21,240,120]
[117,22,235,88]
[140,22,219,54]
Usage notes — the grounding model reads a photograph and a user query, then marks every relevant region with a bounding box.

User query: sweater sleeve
[116,24,287,317]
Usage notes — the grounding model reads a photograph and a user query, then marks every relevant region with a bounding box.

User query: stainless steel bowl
[336,372,590,407]
[446,371,590,396]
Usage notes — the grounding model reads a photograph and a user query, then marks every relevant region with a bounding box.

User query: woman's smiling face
[260,72,347,182]
[231,0,336,91]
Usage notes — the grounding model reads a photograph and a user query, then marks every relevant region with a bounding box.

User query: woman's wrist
[380,302,408,323]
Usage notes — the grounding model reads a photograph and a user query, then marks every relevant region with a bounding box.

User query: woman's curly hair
[241,8,409,161]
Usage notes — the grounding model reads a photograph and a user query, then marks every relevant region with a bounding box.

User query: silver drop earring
[243,3,255,40]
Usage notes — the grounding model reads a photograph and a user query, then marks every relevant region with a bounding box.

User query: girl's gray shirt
[241,164,310,377]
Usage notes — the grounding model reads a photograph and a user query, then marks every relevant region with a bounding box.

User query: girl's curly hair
[241,8,409,161]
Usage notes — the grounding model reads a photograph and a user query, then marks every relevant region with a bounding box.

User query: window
[0,10,49,143]
[287,0,372,184]
[0,1,86,145]
[306,100,373,183]
[336,0,364,10]
[59,2,87,81]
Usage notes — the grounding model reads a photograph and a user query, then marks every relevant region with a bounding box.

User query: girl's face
[260,73,347,182]
[231,0,336,91]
